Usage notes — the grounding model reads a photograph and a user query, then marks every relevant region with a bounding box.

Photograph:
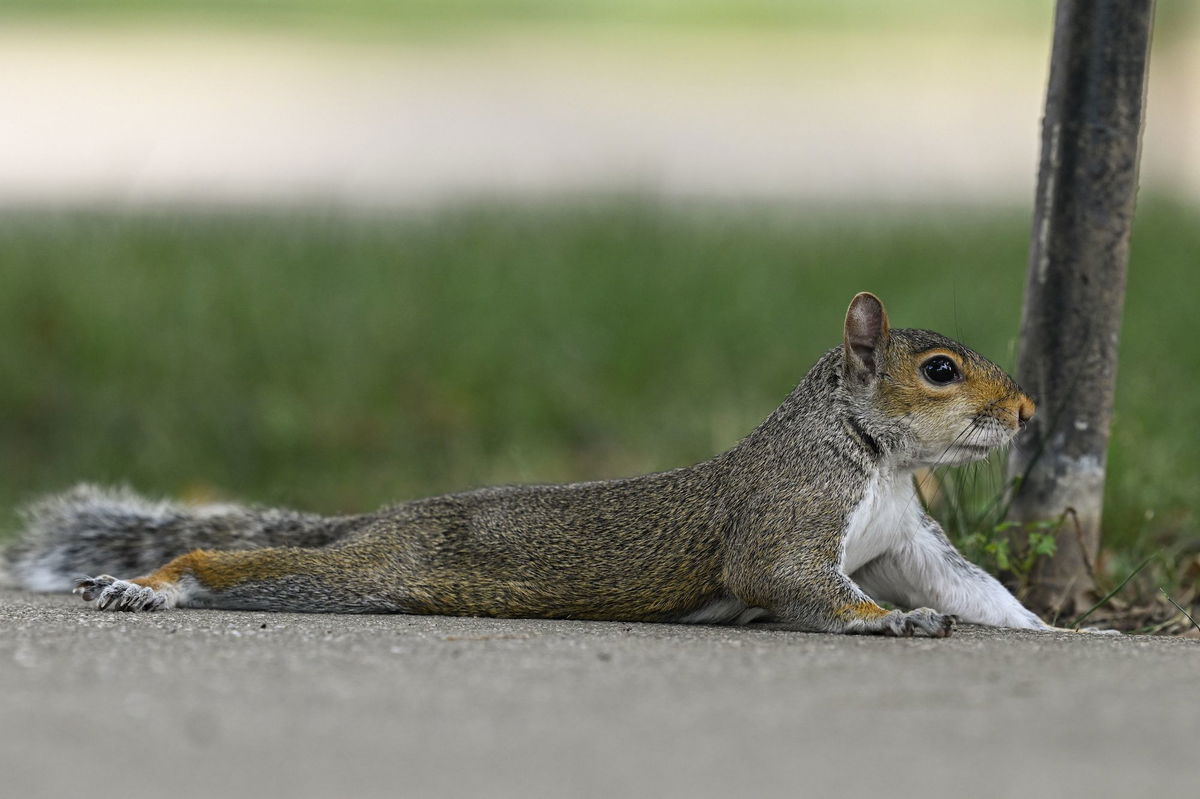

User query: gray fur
[4,484,364,591]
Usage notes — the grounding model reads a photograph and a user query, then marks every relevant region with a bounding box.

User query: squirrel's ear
[843,292,890,384]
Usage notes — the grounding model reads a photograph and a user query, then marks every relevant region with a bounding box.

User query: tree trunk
[1007,0,1154,618]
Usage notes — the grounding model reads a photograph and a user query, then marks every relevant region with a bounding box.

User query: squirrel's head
[842,292,1035,467]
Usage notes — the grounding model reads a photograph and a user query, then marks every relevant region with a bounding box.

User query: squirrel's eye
[921,355,960,385]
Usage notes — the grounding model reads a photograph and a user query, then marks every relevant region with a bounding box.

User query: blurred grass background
[4,1,1055,32]
[1,201,1195,572]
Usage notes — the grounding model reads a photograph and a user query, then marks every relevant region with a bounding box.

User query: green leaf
[1031,533,1057,556]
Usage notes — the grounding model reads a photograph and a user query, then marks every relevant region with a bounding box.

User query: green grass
[0,201,1196,579]
[1,0,1059,37]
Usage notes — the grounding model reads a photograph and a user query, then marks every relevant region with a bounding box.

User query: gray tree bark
[1007,0,1154,617]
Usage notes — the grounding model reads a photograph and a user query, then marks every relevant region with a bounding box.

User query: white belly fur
[675,596,769,625]
[840,468,921,575]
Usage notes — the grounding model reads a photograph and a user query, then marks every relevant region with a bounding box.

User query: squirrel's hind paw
[883,608,955,638]
[1044,625,1122,636]
[73,575,171,612]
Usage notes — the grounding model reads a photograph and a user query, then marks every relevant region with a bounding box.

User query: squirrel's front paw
[882,608,955,638]
[73,575,171,612]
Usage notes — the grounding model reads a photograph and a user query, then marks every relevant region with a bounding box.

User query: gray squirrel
[5,292,1050,636]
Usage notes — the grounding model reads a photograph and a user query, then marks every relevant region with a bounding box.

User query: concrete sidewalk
[1,588,1196,798]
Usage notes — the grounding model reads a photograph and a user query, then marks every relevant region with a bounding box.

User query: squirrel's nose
[1016,397,1036,429]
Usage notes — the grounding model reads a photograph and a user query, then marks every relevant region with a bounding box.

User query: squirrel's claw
[882,608,955,638]
[73,574,169,612]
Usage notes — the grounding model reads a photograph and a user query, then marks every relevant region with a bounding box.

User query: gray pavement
[1,587,1196,798]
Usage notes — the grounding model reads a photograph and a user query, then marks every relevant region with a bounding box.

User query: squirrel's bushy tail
[3,484,364,592]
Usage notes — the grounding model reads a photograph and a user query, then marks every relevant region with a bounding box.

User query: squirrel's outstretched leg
[73,545,403,613]
[852,515,1046,629]
[765,568,955,638]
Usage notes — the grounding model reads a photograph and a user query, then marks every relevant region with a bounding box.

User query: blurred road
[1,588,1196,798]
[1,24,1196,208]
